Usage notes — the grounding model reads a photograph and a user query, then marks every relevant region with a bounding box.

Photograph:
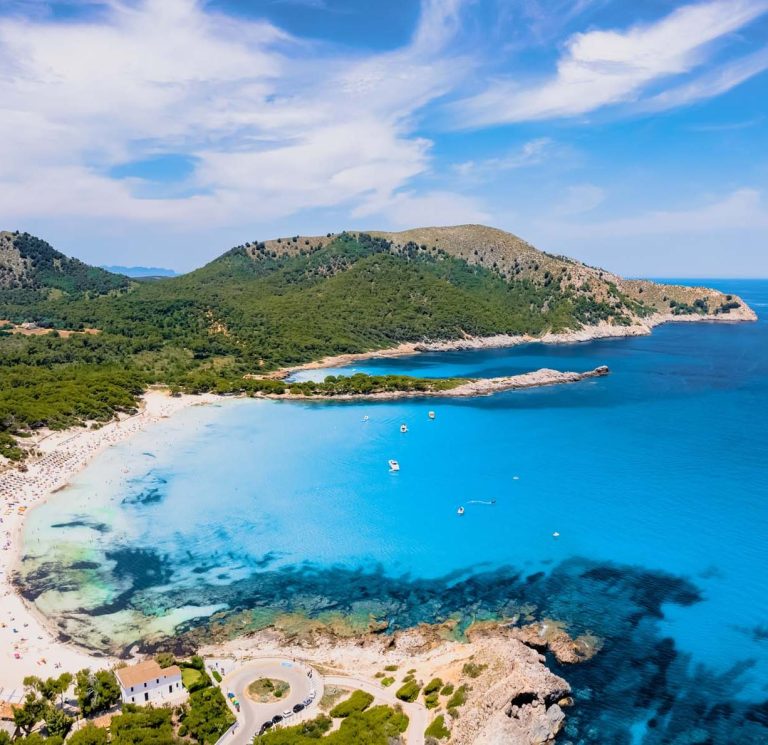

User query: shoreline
[271,366,610,401]
[0,307,756,692]
[278,309,757,378]
[0,390,219,692]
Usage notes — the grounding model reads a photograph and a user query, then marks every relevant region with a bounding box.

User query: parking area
[218,658,324,744]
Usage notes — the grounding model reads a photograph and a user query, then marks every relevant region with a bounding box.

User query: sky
[0,0,766,276]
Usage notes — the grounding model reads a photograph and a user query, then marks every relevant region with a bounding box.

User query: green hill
[0,226,753,460]
[0,231,130,301]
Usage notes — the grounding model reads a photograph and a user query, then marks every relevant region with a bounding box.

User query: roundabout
[220,658,323,744]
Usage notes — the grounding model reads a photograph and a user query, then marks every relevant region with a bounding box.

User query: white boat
[552,531,560,538]
[428,411,436,419]
[400,424,408,433]
[457,506,465,516]
[388,459,400,472]
[362,415,369,422]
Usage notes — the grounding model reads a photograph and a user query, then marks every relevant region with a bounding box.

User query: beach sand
[0,307,756,697]
[0,390,217,696]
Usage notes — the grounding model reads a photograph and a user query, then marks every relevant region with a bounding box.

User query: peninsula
[0,225,754,461]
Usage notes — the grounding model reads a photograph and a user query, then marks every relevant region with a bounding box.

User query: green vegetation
[424,714,451,740]
[446,684,469,717]
[381,677,395,688]
[383,664,398,672]
[110,705,177,745]
[67,726,108,745]
[439,683,454,696]
[74,669,121,718]
[179,657,211,694]
[461,661,487,678]
[181,687,235,744]
[423,678,443,695]
[155,653,176,669]
[0,231,130,301]
[0,228,723,459]
[211,671,222,683]
[254,705,407,745]
[329,690,374,718]
[247,678,289,703]
[395,680,421,703]
[181,668,203,690]
[422,678,443,710]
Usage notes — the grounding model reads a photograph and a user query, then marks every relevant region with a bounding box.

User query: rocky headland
[200,619,581,745]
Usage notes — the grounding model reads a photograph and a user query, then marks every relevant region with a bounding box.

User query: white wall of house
[120,672,185,705]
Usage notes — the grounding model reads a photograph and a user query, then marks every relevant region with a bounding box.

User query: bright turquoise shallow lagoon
[21,279,768,743]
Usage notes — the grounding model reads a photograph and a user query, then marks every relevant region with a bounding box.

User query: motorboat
[400,424,408,433]
[457,506,465,516]
[388,459,400,472]
[428,411,436,419]
[362,415,369,422]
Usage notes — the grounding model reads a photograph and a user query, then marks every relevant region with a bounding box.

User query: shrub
[189,655,205,671]
[67,725,107,745]
[395,680,421,703]
[424,692,439,710]
[211,670,222,683]
[383,665,398,672]
[330,690,374,718]
[381,677,395,688]
[462,662,487,679]
[155,652,175,668]
[183,687,235,744]
[425,715,451,740]
[447,684,468,710]
[423,678,443,695]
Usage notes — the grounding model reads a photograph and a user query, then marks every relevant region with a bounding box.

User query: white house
[115,660,186,705]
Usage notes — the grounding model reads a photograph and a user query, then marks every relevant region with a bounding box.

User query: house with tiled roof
[114,660,186,705]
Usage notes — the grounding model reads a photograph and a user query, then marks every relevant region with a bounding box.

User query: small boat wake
[467,499,496,505]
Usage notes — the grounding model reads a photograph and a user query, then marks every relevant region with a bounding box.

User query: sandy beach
[0,306,756,698]
[0,390,217,697]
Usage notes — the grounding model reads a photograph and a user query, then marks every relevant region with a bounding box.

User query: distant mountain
[0,231,130,300]
[100,265,178,278]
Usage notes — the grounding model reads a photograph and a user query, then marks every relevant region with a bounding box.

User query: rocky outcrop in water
[510,619,600,664]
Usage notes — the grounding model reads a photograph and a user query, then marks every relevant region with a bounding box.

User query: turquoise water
[20,279,768,743]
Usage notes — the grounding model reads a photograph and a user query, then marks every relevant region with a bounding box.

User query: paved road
[217,660,427,745]
[220,658,323,745]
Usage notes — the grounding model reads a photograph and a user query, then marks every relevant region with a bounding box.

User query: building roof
[0,701,20,721]
[114,660,182,688]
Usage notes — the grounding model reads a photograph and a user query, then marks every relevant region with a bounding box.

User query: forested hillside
[0,227,751,460]
[0,231,130,301]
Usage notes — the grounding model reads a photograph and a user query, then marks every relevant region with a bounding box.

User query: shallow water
[20,279,768,743]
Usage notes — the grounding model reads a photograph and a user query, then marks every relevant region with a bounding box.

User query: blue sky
[0,0,766,275]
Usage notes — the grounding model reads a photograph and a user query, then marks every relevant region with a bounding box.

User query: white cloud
[0,0,477,229]
[639,45,768,112]
[453,137,555,176]
[554,184,605,215]
[354,190,490,228]
[541,188,768,239]
[453,0,768,126]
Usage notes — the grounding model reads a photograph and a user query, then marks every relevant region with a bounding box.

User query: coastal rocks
[443,366,609,398]
[273,366,612,402]
[510,620,600,664]
[452,637,571,745]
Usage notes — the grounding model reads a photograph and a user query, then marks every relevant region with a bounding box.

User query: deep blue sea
[20,279,768,743]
